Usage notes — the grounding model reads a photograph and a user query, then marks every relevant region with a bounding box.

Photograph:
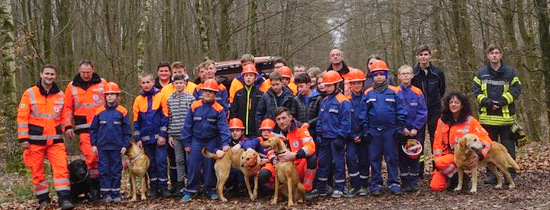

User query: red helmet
[229,118,245,129]
[201,79,219,92]
[104,82,121,94]
[402,139,423,159]
[321,70,343,85]
[241,64,258,76]
[259,118,276,130]
[370,60,389,73]
[278,66,292,78]
[347,69,366,82]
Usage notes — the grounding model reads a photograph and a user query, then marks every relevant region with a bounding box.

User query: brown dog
[202,147,261,202]
[260,137,304,206]
[454,134,520,193]
[126,141,150,201]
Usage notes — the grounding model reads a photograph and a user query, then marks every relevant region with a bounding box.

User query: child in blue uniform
[182,79,231,201]
[90,82,131,203]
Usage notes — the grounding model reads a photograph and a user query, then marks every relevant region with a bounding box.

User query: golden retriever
[454,134,520,193]
[126,141,150,201]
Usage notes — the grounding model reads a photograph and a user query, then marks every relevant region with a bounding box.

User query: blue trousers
[144,143,168,188]
[346,139,361,189]
[184,138,218,195]
[399,135,421,187]
[98,150,122,198]
[368,128,400,192]
[316,138,346,191]
[357,140,370,188]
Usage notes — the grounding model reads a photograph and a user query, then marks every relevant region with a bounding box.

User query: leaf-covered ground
[1,141,549,209]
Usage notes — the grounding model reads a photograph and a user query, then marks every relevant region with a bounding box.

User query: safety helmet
[241,64,258,76]
[259,118,276,130]
[402,139,423,159]
[369,60,390,73]
[104,82,121,94]
[321,70,343,85]
[229,118,245,129]
[278,66,292,78]
[201,79,219,92]
[347,69,366,82]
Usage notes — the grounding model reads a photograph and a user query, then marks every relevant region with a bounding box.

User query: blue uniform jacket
[90,103,131,150]
[347,92,364,139]
[181,100,230,148]
[132,88,169,145]
[360,85,407,133]
[193,82,229,110]
[316,90,351,140]
[399,84,428,131]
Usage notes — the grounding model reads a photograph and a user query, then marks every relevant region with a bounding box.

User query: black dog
[68,159,99,203]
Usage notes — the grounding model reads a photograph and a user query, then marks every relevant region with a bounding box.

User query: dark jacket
[473,62,521,125]
[230,84,264,137]
[90,104,131,150]
[412,62,446,115]
[290,90,323,136]
[255,86,294,131]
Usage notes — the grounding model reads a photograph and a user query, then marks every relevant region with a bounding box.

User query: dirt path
[1,141,549,209]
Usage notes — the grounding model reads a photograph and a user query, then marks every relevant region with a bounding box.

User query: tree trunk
[219,0,233,60]
[136,0,151,75]
[247,0,257,55]
[196,0,212,60]
[104,0,120,80]
[0,0,25,172]
[450,0,476,92]
[535,0,550,141]
[43,0,52,63]
[390,0,404,71]
[55,0,74,80]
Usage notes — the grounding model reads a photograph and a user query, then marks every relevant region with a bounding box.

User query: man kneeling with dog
[258,107,318,196]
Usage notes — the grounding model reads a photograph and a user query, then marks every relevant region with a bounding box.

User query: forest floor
[1,140,549,210]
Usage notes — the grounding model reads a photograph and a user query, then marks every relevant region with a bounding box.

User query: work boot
[37,194,51,210]
[148,185,159,199]
[57,190,74,210]
[171,181,184,197]
[90,177,100,203]
[447,174,458,191]
[59,199,74,210]
[160,186,172,198]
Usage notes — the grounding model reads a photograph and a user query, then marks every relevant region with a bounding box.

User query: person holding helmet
[230,64,265,137]
[17,64,74,209]
[132,73,170,198]
[181,79,231,201]
[278,66,298,95]
[360,60,407,196]
[310,70,351,198]
[90,82,131,203]
[396,65,427,192]
[430,91,492,191]
[344,69,368,197]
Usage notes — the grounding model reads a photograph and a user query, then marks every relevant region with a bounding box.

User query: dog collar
[72,171,89,184]
[130,151,143,161]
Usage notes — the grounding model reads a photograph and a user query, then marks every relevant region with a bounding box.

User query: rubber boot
[172,181,184,197]
[447,174,458,191]
[148,184,159,199]
[483,170,497,184]
[37,193,51,210]
[90,178,100,203]
[57,190,74,210]
[160,186,171,198]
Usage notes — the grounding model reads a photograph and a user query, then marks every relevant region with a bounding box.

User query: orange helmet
[201,79,219,92]
[321,70,343,85]
[402,139,423,159]
[104,82,121,94]
[370,60,389,73]
[347,69,366,82]
[278,66,292,78]
[259,118,276,130]
[241,64,258,76]
[229,118,245,129]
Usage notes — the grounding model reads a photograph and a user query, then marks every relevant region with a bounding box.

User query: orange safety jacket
[63,73,108,134]
[267,121,315,165]
[433,115,493,160]
[17,81,67,144]
[160,81,197,97]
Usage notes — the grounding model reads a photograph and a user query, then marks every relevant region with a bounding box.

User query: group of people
[16,44,521,209]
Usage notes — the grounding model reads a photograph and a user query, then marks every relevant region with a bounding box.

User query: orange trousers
[79,133,99,178]
[23,142,71,196]
[264,158,315,190]
[430,154,457,191]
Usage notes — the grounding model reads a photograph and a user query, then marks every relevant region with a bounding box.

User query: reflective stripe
[113,121,121,125]
[55,185,70,191]
[35,188,49,195]
[389,183,400,188]
[34,181,48,190]
[17,123,28,128]
[193,117,202,121]
[318,177,328,181]
[433,150,443,156]
[75,123,91,130]
[302,147,310,156]
[334,179,345,183]
[169,166,177,170]
[385,98,395,102]
[419,154,425,162]
[28,90,62,119]
[473,76,481,85]
[150,178,158,181]
[186,189,198,193]
[481,79,509,86]
[160,127,167,132]
[503,92,514,104]
[72,84,105,108]
[90,169,99,176]
[400,173,409,177]
[142,134,160,141]
[410,173,419,176]
[349,172,359,177]
[133,131,141,136]
[158,178,168,182]
[442,164,457,177]
[328,109,339,113]
[301,137,313,145]
[366,99,376,103]
[101,188,111,192]
[360,175,368,179]
[53,178,70,184]
[99,121,107,124]
[410,102,418,106]
[18,131,29,135]
[29,134,63,140]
